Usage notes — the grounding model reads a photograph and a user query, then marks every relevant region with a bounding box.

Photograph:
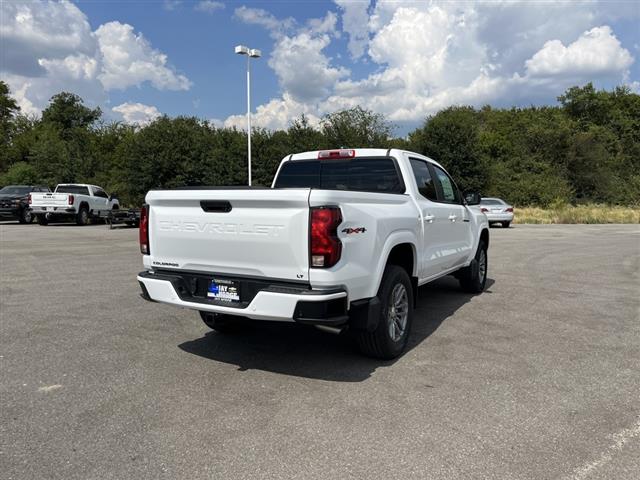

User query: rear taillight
[139,205,149,255]
[505,207,514,212]
[28,194,32,205]
[481,207,489,213]
[310,207,342,268]
[68,195,74,206]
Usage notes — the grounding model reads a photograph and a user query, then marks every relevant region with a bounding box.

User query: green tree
[321,106,393,148]
[0,162,39,186]
[41,92,101,139]
[0,81,21,171]
[409,106,486,192]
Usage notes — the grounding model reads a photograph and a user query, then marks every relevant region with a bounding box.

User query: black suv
[0,185,50,224]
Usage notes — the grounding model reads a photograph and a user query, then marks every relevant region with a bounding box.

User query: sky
[1,0,639,135]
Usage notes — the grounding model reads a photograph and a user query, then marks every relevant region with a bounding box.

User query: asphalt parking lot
[1,222,639,479]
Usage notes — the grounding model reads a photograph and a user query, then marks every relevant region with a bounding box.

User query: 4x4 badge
[342,227,366,234]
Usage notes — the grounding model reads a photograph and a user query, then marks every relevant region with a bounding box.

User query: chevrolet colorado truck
[137,149,489,359]
[30,184,120,225]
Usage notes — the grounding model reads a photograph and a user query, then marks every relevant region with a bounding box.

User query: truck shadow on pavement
[178,276,495,382]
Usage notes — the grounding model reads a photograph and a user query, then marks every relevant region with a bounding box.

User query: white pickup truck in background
[30,184,120,226]
[137,148,489,359]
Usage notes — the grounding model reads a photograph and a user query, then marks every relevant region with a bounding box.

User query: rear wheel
[76,206,89,226]
[353,264,414,360]
[502,221,511,228]
[459,241,488,293]
[36,215,48,226]
[199,311,246,334]
[19,208,33,224]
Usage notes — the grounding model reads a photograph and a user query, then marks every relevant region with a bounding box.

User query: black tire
[459,241,488,293]
[199,311,245,334]
[19,208,33,224]
[76,206,89,226]
[502,221,511,228]
[36,215,48,226]
[353,264,414,360]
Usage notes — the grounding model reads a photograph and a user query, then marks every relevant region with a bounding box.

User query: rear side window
[409,159,437,201]
[275,158,404,194]
[55,185,90,195]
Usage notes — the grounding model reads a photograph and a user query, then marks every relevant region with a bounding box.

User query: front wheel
[353,264,414,360]
[19,208,33,224]
[459,241,488,293]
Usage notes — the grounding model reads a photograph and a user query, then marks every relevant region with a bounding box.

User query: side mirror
[464,191,481,205]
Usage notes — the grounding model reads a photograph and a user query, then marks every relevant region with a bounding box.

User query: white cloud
[195,1,225,14]
[0,0,97,76]
[234,6,295,36]
[0,1,191,116]
[95,22,191,91]
[163,1,182,11]
[227,0,636,129]
[269,31,349,102]
[525,26,633,78]
[224,93,320,131]
[113,102,161,125]
[335,0,370,59]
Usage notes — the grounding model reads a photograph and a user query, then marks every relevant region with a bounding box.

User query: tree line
[1,81,638,207]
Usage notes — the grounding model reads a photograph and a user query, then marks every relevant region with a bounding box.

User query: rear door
[429,164,473,269]
[146,189,311,282]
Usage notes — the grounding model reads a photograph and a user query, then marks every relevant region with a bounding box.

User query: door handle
[423,214,435,223]
[448,214,458,222]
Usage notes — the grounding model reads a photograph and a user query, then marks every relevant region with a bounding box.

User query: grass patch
[513,205,640,224]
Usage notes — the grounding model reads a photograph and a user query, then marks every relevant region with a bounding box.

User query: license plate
[207,278,240,302]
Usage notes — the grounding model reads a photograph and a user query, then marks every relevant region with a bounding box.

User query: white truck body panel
[144,189,311,282]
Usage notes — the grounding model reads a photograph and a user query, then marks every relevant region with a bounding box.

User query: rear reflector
[68,194,75,206]
[310,207,342,268]
[139,204,149,255]
[317,149,355,159]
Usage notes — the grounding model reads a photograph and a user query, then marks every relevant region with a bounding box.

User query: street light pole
[235,45,261,186]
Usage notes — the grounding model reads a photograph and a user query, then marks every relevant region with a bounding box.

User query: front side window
[432,165,461,204]
[93,188,108,198]
[409,159,437,201]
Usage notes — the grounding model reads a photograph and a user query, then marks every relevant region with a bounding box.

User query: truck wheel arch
[480,228,489,248]
[371,233,419,301]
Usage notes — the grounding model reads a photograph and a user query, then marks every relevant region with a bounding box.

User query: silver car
[480,198,514,228]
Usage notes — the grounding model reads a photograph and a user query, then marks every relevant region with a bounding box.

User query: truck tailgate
[30,193,69,207]
[146,189,311,282]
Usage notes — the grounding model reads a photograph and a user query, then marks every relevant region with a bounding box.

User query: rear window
[274,158,404,194]
[481,199,504,205]
[55,185,90,195]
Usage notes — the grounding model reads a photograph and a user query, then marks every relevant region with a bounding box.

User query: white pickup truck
[137,149,489,359]
[30,183,120,225]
